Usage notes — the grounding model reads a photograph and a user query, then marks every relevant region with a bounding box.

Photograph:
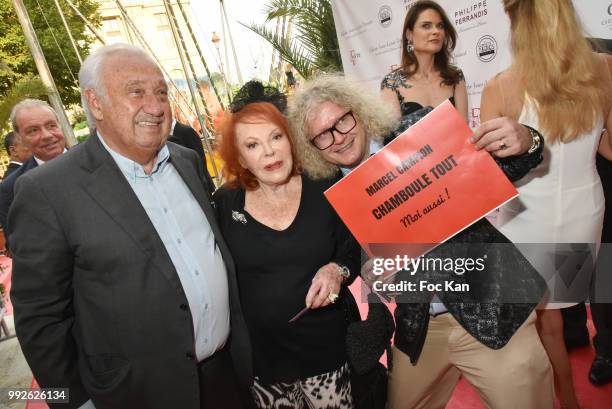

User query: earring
[407,40,414,53]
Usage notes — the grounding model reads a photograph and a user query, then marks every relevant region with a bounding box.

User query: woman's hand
[477,74,534,158]
[471,117,533,157]
[305,262,344,309]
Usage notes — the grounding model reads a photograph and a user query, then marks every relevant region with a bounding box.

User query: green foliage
[73,120,87,131]
[208,72,225,85]
[0,75,48,134]
[243,0,342,79]
[76,133,89,143]
[0,0,100,106]
[71,107,86,125]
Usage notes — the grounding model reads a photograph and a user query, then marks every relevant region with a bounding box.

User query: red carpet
[25,379,48,409]
[0,255,12,315]
[350,280,612,409]
[446,315,612,409]
[14,277,612,408]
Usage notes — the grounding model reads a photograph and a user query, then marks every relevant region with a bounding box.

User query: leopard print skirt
[251,363,353,409]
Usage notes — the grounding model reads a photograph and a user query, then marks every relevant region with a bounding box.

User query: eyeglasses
[310,111,357,150]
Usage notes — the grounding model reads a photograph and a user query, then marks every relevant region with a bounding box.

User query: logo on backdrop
[476,35,497,62]
[454,1,488,26]
[608,3,612,15]
[379,5,393,28]
[350,49,361,66]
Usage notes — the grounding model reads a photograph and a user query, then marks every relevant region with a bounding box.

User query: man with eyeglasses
[309,109,361,169]
[288,75,553,408]
[307,105,369,176]
[297,98,540,176]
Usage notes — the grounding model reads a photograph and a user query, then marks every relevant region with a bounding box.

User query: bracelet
[525,125,542,154]
[336,265,351,282]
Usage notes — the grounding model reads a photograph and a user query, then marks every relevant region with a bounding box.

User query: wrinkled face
[87,52,171,163]
[16,106,66,162]
[235,120,293,187]
[307,101,368,169]
[9,134,32,163]
[408,8,446,55]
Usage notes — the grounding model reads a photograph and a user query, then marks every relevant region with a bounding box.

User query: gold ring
[327,292,339,304]
[499,141,507,150]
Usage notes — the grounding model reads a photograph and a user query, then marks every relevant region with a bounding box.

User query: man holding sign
[289,75,553,408]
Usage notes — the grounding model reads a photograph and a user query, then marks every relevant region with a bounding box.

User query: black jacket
[8,136,252,408]
[3,161,23,179]
[169,121,216,194]
[0,156,38,229]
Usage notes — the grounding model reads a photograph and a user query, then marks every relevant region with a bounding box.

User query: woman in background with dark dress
[380,0,467,121]
[213,82,360,409]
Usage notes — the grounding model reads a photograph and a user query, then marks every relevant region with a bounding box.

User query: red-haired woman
[212,82,360,409]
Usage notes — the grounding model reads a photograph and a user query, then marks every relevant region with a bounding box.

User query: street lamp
[211,31,232,100]
[211,31,220,46]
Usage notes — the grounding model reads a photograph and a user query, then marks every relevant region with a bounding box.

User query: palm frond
[246,0,342,78]
[242,22,314,78]
[264,0,322,21]
[264,0,332,50]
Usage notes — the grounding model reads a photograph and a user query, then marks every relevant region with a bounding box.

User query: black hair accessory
[229,80,287,114]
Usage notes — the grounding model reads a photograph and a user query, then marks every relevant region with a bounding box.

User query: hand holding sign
[471,116,533,157]
[324,101,518,258]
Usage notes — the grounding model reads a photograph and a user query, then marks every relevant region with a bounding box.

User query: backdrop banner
[331,0,609,128]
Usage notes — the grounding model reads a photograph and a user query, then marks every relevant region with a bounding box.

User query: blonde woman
[478,1,612,408]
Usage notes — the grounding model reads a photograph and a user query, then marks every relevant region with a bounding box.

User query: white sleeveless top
[495,97,604,307]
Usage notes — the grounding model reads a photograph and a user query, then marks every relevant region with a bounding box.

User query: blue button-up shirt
[98,134,230,360]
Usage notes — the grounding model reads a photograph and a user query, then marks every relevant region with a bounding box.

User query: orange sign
[324,101,518,257]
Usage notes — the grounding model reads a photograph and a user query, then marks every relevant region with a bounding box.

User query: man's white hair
[10,99,58,134]
[78,43,156,128]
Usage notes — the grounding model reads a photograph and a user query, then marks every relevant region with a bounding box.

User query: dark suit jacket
[169,121,216,194]
[0,156,38,229]
[4,161,23,179]
[8,135,253,409]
